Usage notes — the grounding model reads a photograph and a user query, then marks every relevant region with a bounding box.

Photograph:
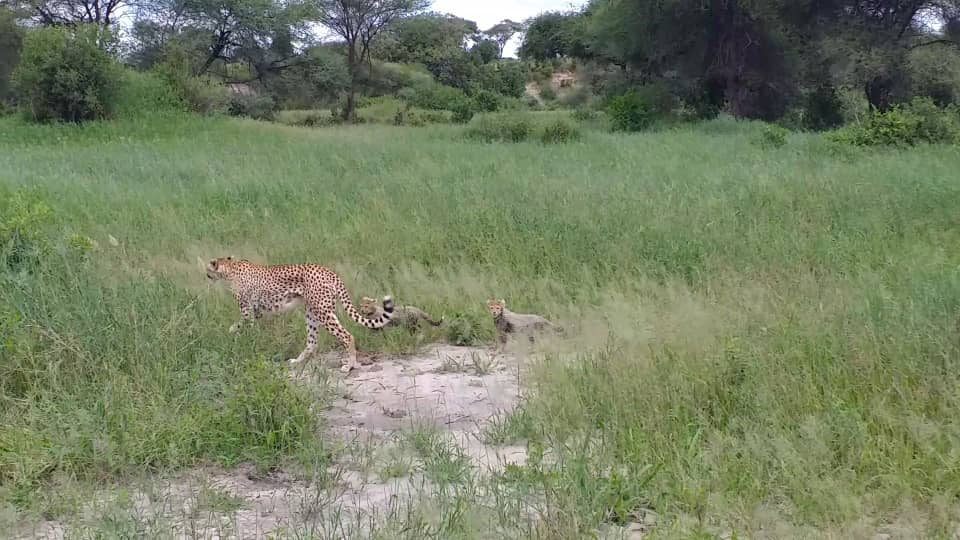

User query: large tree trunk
[864,76,894,111]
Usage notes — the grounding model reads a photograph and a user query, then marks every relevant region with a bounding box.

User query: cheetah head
[486,299,506,318]
[359,296,379,317]
[206,256,237,281]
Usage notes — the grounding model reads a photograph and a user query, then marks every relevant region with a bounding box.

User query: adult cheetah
[206,257,393,372]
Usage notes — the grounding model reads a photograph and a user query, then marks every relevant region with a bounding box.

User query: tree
[3,0,128,47]
[518,11,588,61]
[470,38,498,64]
[315,0,429,121]
[12,24,122,122]
[0,8,24,102]
[484,19,523,58]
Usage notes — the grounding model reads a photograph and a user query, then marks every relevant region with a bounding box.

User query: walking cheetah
[486,298,562,353]
[206,257,393,372]
[359,296,443,329]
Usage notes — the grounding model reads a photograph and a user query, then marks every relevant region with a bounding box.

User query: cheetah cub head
[486,299,506,318]
[359,296,379,317]
[206,256,237,281]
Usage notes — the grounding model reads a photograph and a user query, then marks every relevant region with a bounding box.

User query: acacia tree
[315,0,428,120]
[484,19,523,58]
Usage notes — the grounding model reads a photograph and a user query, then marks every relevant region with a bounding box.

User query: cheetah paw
[229,322,242,334]
[288,358,303,364]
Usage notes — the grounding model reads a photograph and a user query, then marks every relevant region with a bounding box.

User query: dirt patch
[15,344,528,539]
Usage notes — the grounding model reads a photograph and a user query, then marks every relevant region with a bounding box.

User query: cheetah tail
[340,291,394,329]
[427,315,443,327]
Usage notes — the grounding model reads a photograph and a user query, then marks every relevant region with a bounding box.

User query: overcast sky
[431,0,588,57]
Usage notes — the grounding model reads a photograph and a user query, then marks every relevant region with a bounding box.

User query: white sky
[431,0,588,57]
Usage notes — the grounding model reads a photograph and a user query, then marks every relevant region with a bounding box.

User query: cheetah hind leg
[317,312,360,373]
[289,312,321,365]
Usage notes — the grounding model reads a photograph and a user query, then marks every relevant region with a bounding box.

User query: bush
[465,113,533,142]
[114,70,184,118]
[801,85,845,131]
[607,90,655,132]
[472,89,501,113]
[227,93,278,121]
[828,98,960,147]
[540,118,581,144]
[406,84,471,112]
[477,61,527,98]
[451,101,476,123]
[539,85,557,101]
[905,97,960,143]
[12,25,122,123]
[154,47,229,115]
[752,124,789,149]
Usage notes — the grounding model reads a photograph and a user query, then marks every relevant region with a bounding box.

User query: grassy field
[2,111,960,537]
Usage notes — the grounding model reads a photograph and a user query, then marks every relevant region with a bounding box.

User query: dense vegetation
[2,0,960,537]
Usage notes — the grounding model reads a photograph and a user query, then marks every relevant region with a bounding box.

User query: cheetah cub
[206,257,394,372]
[486,298,562,353]
[359,296,443,330]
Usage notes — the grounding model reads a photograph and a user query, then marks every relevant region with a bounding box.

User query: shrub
[465,113,533,143]
[904,97,960,143]
[828,98,960,147]
[752,124,789,149]
[406,84,471,112]
[451,101,476,123]
[607,90,655,132]
[12,25,122,123]
[154,47,229,115]
[114,70,184,118]
[472,89,501,113]
[802,85,845,131]
[227,93,278,121]
[539,85,557,101]
[477,61,526,98]
[540,118,581,144]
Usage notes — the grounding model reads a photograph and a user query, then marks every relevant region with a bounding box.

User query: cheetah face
[206,256,235,281]
[486,299,505,317]
[359,296,379,317]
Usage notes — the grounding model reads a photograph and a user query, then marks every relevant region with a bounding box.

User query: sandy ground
[14,344,536,539]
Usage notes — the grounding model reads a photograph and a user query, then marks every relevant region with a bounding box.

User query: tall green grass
[1,112,959,535]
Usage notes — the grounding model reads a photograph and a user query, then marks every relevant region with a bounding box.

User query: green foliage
[752,124,789,149]
[471,89,501,112]
[451,100,476,123]
[154,45,229,115]
[464,113,533,142]
[476,61,526,98]
[606,90,655,132]
[539,118,581,143]
[12,25,122,123]
[114,70,185,118]
[405,83,472,112]
[829,98,960,146]
[227,93,278,121]
[801,85,845,131]
[0,189,53,271]
[0,9,23,104]
[444,312,485,346]
[519,11,588,61]
[538,84,557,101]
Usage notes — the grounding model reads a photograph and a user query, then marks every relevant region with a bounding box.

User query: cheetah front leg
[229,295,256,333]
